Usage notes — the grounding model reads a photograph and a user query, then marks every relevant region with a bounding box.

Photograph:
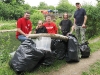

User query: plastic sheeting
[36,37,51,51]
[79,41,91,58]
[66,34,80,62]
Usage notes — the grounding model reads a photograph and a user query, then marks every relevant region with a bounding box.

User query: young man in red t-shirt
[43,15,58,34]
[16,11,32,42]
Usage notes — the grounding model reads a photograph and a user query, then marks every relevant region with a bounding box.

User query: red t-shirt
[43,22,58,34]
[16,17,32,38]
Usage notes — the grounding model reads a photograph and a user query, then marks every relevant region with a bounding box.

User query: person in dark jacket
[34,20,47,34]
[59,13,74,36]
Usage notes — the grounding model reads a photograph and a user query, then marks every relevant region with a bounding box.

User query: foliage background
[0,0,100,39]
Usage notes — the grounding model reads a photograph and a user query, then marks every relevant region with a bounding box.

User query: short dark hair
[76,2,80,5]
[24,11,30,14]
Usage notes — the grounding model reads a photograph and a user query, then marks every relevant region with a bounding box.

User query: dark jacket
[35,26,48,33]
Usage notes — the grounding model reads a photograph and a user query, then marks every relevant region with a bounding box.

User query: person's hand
[34,31,36,34]
[25,34,29,38]
[66,32,72,36]
[73,25,75,29]
[36,26,39,29]
[82,24,87,28]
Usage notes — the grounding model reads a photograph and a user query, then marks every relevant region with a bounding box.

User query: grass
[82,61,100,75]
[0,20,16,30]
[89,41,100,53]
[0,20,36,30]
[0,31,100,75]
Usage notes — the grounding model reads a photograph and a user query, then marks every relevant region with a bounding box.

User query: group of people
[16,2,87,43]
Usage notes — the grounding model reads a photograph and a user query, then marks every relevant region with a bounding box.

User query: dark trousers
[62,31,68,36]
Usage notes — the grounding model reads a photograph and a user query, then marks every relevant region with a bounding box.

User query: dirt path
[89,37,100,44]
[41,50,100,75]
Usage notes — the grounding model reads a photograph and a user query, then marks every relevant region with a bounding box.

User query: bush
[55,18,62,34]
[30,12,45,29]
[82,4,100,39]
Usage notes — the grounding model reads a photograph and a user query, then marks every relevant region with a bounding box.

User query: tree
[1,0,12,3]
[96,0,100,3]
[56,0,75,13]
[16,0,24,4]
[48,5,55,10]
[38,2,48,9]
[82,3,100,39]
[0,0,24,4]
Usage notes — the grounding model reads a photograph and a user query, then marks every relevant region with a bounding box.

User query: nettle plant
[0,33,11,65]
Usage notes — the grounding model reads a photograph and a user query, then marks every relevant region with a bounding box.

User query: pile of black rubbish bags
[9,34,90,74]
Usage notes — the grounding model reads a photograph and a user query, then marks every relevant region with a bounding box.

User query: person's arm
[72,18,76,30]
[83,15,87,25]
[82,15,87,28]
[34,31,36,34]
[74,18,76,26]
[82,9,87,28]
[29,31,32,34]
[70,25,75,34]
[33,25,39,34]
[17,28,28,37]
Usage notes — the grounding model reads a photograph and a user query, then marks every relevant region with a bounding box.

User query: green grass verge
[89,40,100,53]
[0,20,36,30]
[0,20,16,30]
[0,32,100,75]
[82,60,100,75]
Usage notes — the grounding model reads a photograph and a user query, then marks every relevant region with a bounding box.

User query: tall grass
[0,32,20,75]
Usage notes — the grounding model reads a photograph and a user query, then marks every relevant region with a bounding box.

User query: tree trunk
[29,33,68,41]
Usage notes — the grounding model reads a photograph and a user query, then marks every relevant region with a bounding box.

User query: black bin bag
[9,39,45,74]
[79,41,91,58]
[66,34,80,62]
[51,39,67,60]
[41,51,54,66]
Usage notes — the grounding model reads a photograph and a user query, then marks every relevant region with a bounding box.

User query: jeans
[75,25,86,43]
[18,35,28,42]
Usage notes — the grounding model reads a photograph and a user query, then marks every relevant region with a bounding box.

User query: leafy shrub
[30,12,45,28]
[55,18,62,34]
[82,3,100,39]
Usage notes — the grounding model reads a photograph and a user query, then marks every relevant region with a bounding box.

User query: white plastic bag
[36,37,51,51]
